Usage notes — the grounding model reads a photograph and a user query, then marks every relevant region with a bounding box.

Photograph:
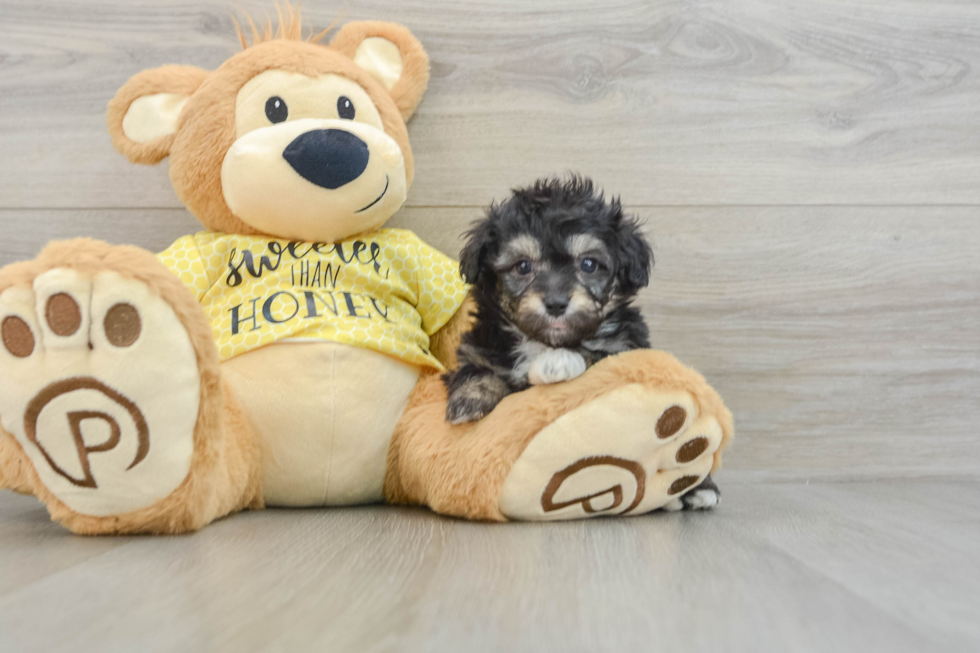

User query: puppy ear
[330,21,430,121]
[614,208,654,293]
[107,65,209,164]
[459,215,497,285]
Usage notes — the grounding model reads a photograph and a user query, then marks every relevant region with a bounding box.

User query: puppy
[445,175,652,422]
[443,175,720,510]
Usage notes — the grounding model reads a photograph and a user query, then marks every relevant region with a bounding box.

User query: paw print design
[0,268,201,516]
[499,384,723,520]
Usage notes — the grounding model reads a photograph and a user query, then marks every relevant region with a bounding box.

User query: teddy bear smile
[220,117,408,242]
[355,174,389,213]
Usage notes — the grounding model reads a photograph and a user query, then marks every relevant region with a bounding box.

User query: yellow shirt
[157,229,468,370]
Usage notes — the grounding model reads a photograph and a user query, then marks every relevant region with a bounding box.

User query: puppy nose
[282,129,369,190]
[544,297,569,316]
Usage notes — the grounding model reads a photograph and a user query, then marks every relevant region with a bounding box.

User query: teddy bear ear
[106,65,209,165]
[329,21,431,121]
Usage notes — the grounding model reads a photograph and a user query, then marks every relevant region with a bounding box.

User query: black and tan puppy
[445,175,651,423]
[444,176,721,510]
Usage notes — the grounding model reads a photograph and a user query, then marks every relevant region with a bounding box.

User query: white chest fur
[512,339,587,386]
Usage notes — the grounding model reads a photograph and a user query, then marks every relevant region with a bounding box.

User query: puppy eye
[265,96,288,123]
[580,258,598,274]
[516,260,533,275]
[337,96,355,120]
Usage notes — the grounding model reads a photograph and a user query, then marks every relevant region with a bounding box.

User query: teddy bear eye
[265,96,288,123]
[337,96,355,120]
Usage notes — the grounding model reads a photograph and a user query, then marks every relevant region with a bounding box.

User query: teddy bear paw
[0,268,201,517]
[498,383,724,520]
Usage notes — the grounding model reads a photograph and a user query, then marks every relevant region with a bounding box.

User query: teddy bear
[0,9,733,534]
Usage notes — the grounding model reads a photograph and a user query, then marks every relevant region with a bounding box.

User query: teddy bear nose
[282,129,370,190]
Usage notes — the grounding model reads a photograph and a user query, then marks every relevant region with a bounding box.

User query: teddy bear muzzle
[221,117,407,243]
[282,128,370,190]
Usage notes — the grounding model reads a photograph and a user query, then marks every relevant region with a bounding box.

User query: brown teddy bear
[0,8,733,534]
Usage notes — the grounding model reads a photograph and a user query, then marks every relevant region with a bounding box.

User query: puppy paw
[662,497,685,512]
[680,474,721,510]
[681,486,720,510]
[662,485,720,512]
[528,348,586,385]
[446,393,499,425]
[445,371,510,424]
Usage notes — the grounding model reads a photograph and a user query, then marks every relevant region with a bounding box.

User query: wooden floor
[1,477,977,652]
[1,0,979,651]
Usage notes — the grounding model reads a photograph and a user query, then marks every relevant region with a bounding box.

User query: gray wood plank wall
[0,0,977,480]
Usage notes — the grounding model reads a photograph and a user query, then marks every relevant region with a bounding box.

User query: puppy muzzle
[518,291,601,348]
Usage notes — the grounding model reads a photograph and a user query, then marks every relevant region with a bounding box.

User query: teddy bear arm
[427,293,477,371]
[388,347,734,521]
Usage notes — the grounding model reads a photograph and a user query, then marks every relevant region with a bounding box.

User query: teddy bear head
[107,12,429,243]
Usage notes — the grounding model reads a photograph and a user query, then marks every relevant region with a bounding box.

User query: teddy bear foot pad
[0,268,200,516]
[499,384,722,520]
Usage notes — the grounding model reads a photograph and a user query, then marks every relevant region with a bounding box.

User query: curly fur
[444,175,654,424]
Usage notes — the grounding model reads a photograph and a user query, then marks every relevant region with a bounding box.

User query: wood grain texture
[3,0,980,207]
[1,478,977,652]
[1,206,976,479]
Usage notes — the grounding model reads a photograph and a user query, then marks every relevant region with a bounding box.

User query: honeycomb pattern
[157,229,469,369]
